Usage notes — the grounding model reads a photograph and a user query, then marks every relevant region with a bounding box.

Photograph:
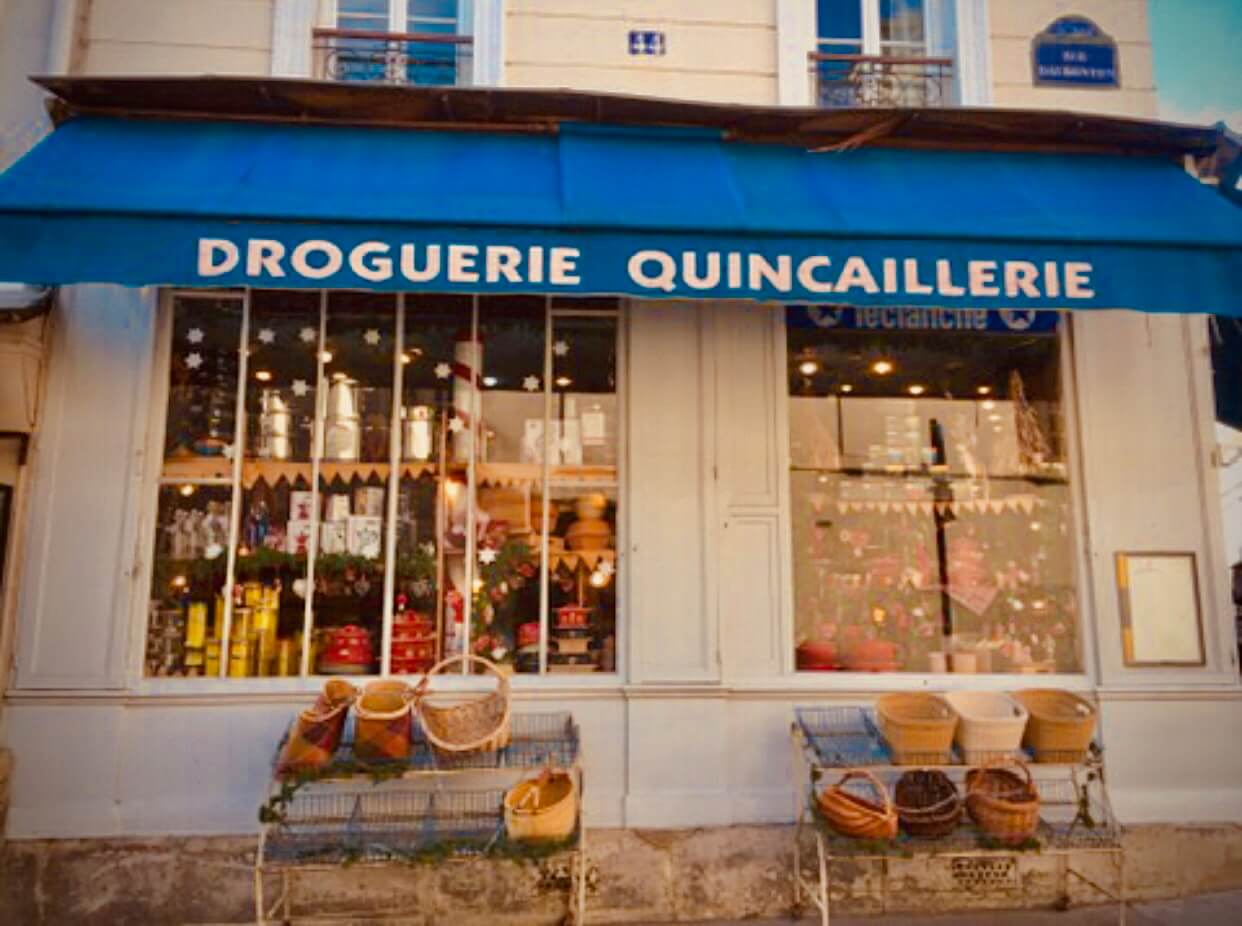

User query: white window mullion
[861,0,882,56]
[217,289,252,677]
[538,296,553,676]
[380,296,405,676]
[298,292,328,677]
[389,0,403,33]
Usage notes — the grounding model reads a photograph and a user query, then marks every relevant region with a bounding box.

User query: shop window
[144,291,620,680]
[330,0,467,86]
[786,309,1081,675]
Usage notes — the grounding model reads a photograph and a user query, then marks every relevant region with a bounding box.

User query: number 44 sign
[628,30,666,56]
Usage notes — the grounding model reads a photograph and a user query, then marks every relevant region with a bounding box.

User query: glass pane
[146,294,244,677]
[787,317,1079,675]
[544,310,620,675]
[472,296,546,674]
[880,0,925,46]
[394,294,472,674]
[310,293,397,677]
[231,290,322,678]
[817,0,863,41]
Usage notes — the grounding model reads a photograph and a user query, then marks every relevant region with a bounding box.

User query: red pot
[319,625,374,674]
[844,639,900,672]
[796,639,839,670]
[556,605,591,629]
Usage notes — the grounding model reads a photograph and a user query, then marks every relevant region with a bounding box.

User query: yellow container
[232,606,253,642]
[243,582,264,608]
[213,594,225,639]
[205,638,221,676]
[262,585,281,610]
[256,631,279,677]
[186,602,208,649]
[275,639,297,677]
[253,606,279,647]
[228,641,252,677]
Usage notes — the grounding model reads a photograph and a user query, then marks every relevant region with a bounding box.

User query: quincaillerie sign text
[196,236,1099,309]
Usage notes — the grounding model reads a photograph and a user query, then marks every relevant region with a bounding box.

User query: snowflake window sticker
[185,352,203,370]
[479,547,498,566]
[363,328,381,346]
[290,379,310,398]
[299,326,317,344]
[186,327,204,344]
[522,375,541,392]
[434,362,452,379]
[552,340,570,357]
[448,417,465,433]
[257,328,276,345]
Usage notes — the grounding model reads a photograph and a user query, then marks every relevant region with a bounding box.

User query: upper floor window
[315,0,472,86]
[813,0,954,107]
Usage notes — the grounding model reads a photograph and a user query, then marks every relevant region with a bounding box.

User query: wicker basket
[894,769,963,838]
[876,693,957,765]
[354,679,415,765]
[504,769,577,842]
[1012,689,1097,763]
[943,690,1029,765]
[414,655,512,755]
[965,758,1041,845]
[276,679,358,775]
[816,769,898,840]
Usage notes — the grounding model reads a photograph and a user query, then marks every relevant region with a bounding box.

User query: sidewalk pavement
[638,888,1242,925]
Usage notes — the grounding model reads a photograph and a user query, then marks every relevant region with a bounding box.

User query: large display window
[786,308,1081,675]
[144,290,620,679]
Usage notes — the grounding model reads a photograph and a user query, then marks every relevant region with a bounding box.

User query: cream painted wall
[988,0,1157,117]
[80,0,274,76]
[505,0,779,104]
[1218,423,1242,568]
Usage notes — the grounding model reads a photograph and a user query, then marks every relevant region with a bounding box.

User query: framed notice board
[1115,552,1205,667]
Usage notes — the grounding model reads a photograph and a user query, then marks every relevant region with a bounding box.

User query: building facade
[0,1,1239,921]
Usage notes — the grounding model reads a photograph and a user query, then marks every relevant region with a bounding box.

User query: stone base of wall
[2,824,1241,925]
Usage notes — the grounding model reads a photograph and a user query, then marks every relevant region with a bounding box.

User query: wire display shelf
[271,710,580,778]
[795,706,1099,770]
[791,708,1126,926]
[257,708,587,925]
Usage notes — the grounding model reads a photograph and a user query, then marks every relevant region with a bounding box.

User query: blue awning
[0,114,1238,315]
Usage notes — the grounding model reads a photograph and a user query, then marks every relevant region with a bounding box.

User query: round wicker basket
[894,769,963,838]
[876,693,957,765]
[1012,689,1097,763]
[816,769,898,840]
[965,757,1040,845]
[504,769,577,842]
[414,655,512,755]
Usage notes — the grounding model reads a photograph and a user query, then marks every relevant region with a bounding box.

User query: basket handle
[835,768,893,815]
[412,654,510,704]
[969,755,1034,794]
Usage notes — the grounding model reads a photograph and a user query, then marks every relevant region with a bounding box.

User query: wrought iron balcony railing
[810,53,953,108]
[313,27,472,87]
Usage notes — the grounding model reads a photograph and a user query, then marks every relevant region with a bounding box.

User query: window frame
[772,307,1099,690]
[130,288,627,693]
[816,0,932,57]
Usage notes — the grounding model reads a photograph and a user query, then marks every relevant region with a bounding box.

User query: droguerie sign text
[197,237,1097,304]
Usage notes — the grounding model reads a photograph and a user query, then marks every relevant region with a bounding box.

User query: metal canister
[322,378,361,461]
[262,584,281,610]
[186,602,208,649]
[213,593,225,639]
[258,388,293,460]
[401,405,435,461]
[228,640,252,677]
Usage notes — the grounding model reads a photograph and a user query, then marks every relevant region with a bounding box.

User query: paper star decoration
[553,340,570,357]
[290,379,310,398]
[257,328,275,345]
[448,417,465,433]
[597,559,615,578]
[185,352,203,370]
[478,547,498,565]
[363,328,381,346]
[299,327,317,344]
[522,375,541,392]
[186,328,204,344]
[204,542,224,560]
[434,362,452,379]
[221,443,234,460]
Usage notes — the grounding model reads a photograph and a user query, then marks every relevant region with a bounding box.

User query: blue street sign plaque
[628,30,666,56]
[1032,16,1119,87]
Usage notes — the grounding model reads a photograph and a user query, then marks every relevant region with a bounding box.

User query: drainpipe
[47,0,81,74]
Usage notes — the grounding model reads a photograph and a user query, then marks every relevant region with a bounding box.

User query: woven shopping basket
[965,757,1041,845]
[504,769,577,842]
[1012,689,1097,763]
[354,679,416,765]
[876,692,957,765]
[894,769,963,838]
[414,654,512,755]
[816,768,898,840]
[275,679,358,775]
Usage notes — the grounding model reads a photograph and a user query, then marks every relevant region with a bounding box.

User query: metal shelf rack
[255,710,587,925]
[791,706,1125,926]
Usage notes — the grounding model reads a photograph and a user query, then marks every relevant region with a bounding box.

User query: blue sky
[1150,0,1242,129]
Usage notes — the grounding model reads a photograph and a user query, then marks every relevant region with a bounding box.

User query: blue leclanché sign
[629,30,666,56]
[785,306,1061,336]
[1032,16,1118,87]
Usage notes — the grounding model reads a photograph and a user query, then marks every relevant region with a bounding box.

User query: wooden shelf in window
[160,457,618,490]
